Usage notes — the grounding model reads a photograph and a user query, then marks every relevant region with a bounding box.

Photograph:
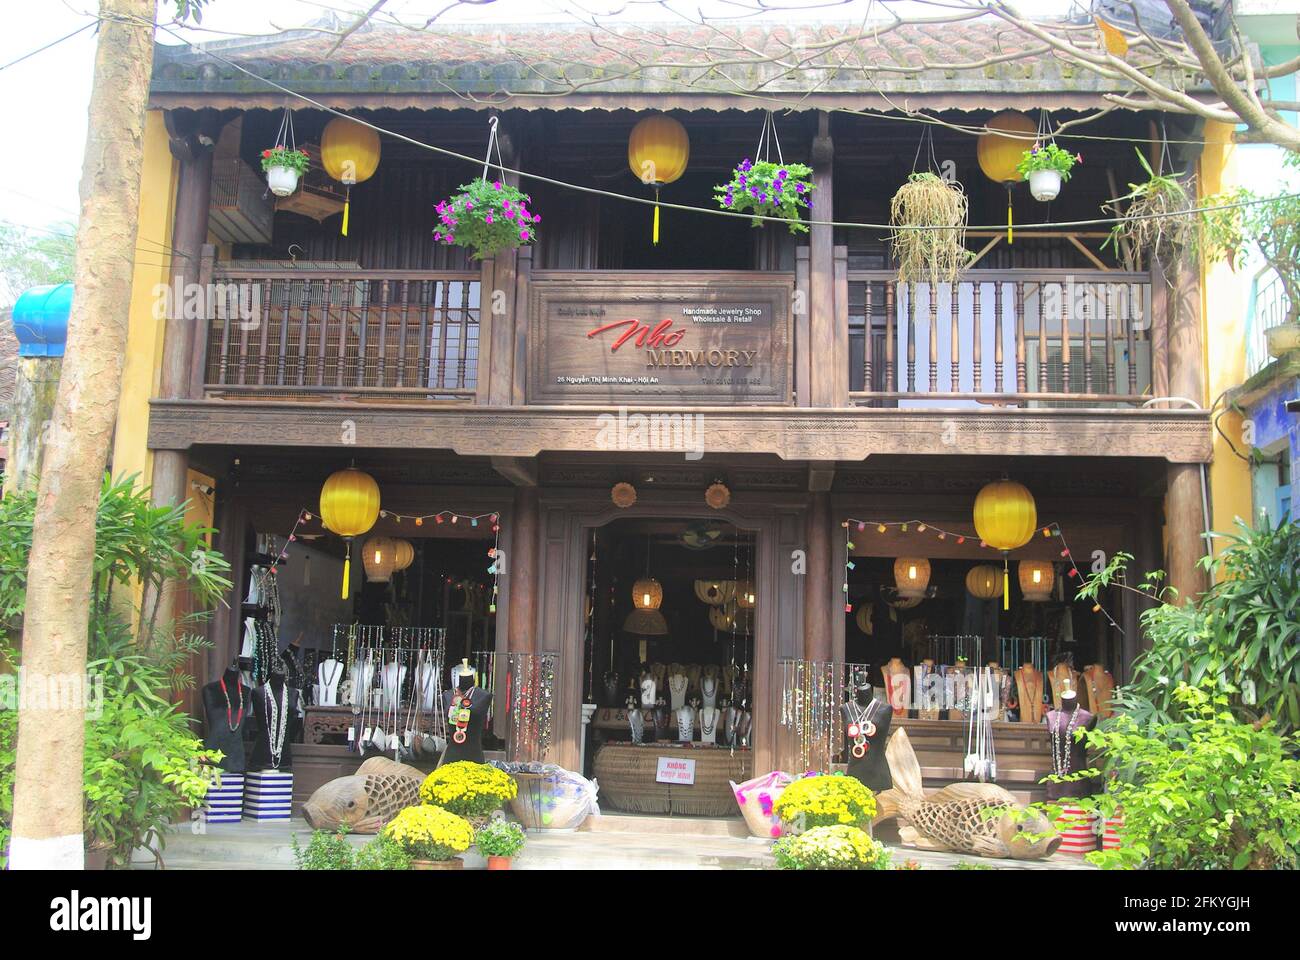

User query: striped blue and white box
[203,772,245,824]
[244,770,294,821]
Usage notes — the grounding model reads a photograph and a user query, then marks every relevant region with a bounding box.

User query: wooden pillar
[794,246,811,405]
[804,492,833,661]
[809,114,836,407]
[507,485,539,654]
[1164,251,1207,603]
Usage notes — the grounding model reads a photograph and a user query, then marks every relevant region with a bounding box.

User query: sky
[0,0,1077,237]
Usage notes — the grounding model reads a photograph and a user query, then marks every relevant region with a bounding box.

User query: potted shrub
[888,171,972,287]
[772,825,892,870]
[1104,149,1198,272]
[770,772,877,835]
[380,805,474,870]
[434,179,540,260]
[714,158,815,234]
[1017,142,1081,202]
[475,817,526,870]
[418,760,518,828]
[261,145,310,197]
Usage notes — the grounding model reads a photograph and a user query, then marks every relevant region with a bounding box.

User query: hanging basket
[434,179,540,260]
[1017,142,1080,203]
[889,172,972,286]
[261,147,309,197]
[715,159,815,234]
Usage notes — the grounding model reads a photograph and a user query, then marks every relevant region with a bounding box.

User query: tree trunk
[8,0,157,870]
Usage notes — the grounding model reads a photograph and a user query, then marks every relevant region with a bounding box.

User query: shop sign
[527,274,793,404]
[655,756,697,785]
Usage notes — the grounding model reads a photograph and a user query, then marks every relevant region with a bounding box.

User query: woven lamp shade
[362,535,399,582]
[966,564,1004,601]
[1019,560,1056,601]
[392,539,415,572]
[624,608,668,635]
[632,577,663,611]
[894,557,931,600]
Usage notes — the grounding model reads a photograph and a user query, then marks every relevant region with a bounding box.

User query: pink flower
[485,212,493,224]
[494,181,502,190]
[519,229,530,241]
[532,214,541,223]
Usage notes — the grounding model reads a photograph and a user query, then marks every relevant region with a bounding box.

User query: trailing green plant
[1017,142,1081,181]
[1202,152,1300,326]
[293,826,357,870]
[888,171,972,287]
[1078,516,1300,736]
[1103,148,1198,271]
[260,145,310,177]
[434,179,540,259]
[714,158,815,234]
[772,825,891,870]
[1067,684,1300,870]
[475,817,526,858]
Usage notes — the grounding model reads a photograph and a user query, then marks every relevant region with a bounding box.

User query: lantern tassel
[341,540,352,600]
[653,187,661,246]
[1002,557,1010,611]
[1006,186,1014,245]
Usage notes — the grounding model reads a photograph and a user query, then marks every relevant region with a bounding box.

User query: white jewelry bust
[412,658,439,712]
[380,660,406,712]
[640,674,657,708]
[699,705,719,745]
[667,672,689,710]
[676,703,696,743]
[316,658,343,707]
[700,674,719,709]
[350,654,375,708]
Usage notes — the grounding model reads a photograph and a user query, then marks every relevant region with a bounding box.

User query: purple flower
[519,228,530,241]
[485,212,493,225]
[806,199,814,209]
[796,183,805,193]
[494,180,502,190]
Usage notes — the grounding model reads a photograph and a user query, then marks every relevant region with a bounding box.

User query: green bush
[292,826,412,871]
[475,818,526,858]
[773,825,891,870]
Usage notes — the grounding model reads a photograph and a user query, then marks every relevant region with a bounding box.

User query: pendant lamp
[977,111,1035,244]
[362,535,399,582]
[1019,560,1056,602]
[319,467,381,600]
[627,114,689,245]
[392,538,415,572]
[624,534,668,635]
[965,564,1004,601]
[973,479,1037,611]
[321,117,381,237]
[894,557,931,600]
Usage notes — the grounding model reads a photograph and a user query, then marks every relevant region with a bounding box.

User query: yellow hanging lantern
[708,603,736,632]
[973,479,1038,611]
[977,110,1035,244]
[1019,560,1056,602]
[855,603,873,636]
[627,114,689,246]
[966,564,1004,601]
[693,579,735,606]
[362,535,399,582]
[392,538,415,572]
[894,557,931,600]
[321,117,381,238]
[319,467,381,600]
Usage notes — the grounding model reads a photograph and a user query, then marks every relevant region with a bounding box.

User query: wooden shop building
[129,18,1214,810]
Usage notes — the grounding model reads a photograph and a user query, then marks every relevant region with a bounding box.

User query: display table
[593,743,752,817]
[303,705,440,745]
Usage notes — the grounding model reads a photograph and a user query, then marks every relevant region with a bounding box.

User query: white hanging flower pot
[1029,168,1062,202]
[267,165,300,197]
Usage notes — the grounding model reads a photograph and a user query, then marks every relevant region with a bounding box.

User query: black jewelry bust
[201,666,253,772]
[1044,691,1099,801]
[439,668,493,766]
[249,673,299,771]
[842,680,893,792]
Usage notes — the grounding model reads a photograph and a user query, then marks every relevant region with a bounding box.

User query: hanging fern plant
[889,172,972,286]
[1103,148,1197,272]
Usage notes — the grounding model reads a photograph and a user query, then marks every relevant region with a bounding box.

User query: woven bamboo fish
[875,728,1061,860]
[301,757,425,833]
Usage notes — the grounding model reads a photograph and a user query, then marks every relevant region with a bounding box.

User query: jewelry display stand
[243,769,294,822]
[202,772,245,824]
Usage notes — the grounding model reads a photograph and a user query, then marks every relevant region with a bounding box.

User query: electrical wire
[0,18,98,72]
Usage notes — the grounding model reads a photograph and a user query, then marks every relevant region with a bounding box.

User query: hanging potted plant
[1017,141,1081,202]
[889,171,972,286]
[715,111,815,234]
[261,145,310,197]
[433,116,540,260]
[1104,148,1198,273]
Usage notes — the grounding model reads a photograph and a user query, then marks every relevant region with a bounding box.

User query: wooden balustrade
[201,267,481,400]
[848,270,1156,407]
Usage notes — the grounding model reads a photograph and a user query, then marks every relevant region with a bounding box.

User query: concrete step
[580,812,750,838]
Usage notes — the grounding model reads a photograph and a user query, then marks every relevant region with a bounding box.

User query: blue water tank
[11,283,73,358]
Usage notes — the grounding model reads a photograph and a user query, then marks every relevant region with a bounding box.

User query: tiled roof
[150,17,1179,109]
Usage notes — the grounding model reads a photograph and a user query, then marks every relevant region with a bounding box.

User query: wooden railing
[847,270,1156,407]
[201,266,481,400]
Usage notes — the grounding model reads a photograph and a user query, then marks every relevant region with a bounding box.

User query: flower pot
[1265,323,1300,359]
[487,855,513,871]
[84,846,110,871]
[1029,168,1062,202]
[266,165,300,197]
[410,857,464,870]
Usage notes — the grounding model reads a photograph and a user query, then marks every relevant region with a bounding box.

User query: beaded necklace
[1050,708,1081,777]
[220,674,244,732]
[265,681,289,769]
[450,685,475,744]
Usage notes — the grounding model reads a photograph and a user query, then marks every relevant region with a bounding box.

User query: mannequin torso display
[915,660,941,719]
[640,673,657,708]
[439,679,493,766]
[603,672,620,708]
[698,704,719,744]
[1049,663,1081,710]
[412,657,439,712]
[723,700,738,746]
[349,655,375,708]
[676,703,696,742]
[700,674,719,709]
[882,658,911,716]
[380,661,407,713]
[625,697,645,744]
[1044,695,1100,800]
[316,658,343,707]
[1015,663,1046,724]
[667,672,689,710]
[201,668,253,772]
[1081,664,1115,718]
[650,662,667,694]
[249,675,299,770]
[736,702,753,747]
[843,687,893,792]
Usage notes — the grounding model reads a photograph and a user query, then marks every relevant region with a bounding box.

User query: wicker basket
[593,744,752,817]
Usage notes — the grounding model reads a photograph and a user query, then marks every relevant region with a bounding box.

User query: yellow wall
[111,109,175,488]
[1199,121,1254,554]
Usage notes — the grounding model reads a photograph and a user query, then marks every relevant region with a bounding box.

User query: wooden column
[794,246,811,405]
[1164,251,1207,603]
[808,114,836,407]
[507,485,539,654]
[803,492,833,661]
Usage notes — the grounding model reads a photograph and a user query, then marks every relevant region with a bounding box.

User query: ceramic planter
[1029,168,1062,202]
[486,855,513,870]
[267,165,300,197]
[410,857,464,870]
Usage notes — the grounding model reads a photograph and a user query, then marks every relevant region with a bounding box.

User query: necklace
[220,674,244,731]
[450,686,475,744]
[700,707,718,737]
[265,681,289,768]
[1050,709,1081,776]
[846,700,881,759]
